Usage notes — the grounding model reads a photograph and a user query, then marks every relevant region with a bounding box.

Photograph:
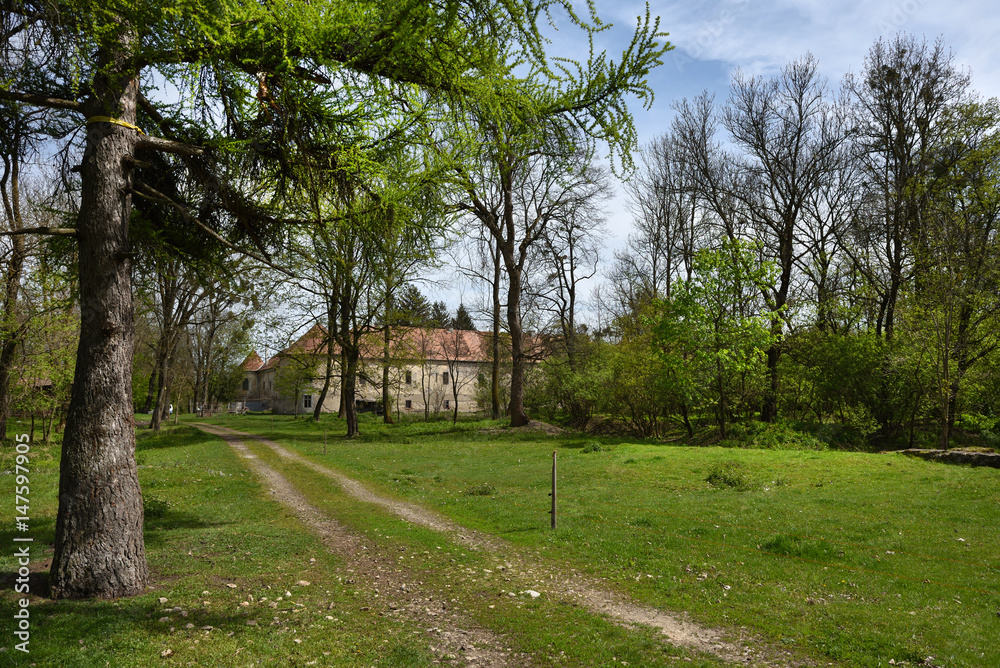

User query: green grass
[200,412,1000,667]
[0,423,441,667]
[239,433,727,667]
[3,412,999,666]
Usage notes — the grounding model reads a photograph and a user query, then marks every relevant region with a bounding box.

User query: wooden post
[551,450,557,530]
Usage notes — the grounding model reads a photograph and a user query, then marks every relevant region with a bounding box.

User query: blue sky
[424,0,1000,318]
[597,0,1000,242]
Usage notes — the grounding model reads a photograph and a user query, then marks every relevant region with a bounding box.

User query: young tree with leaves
[654,240,779,437]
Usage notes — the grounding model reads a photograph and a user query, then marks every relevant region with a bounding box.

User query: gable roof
[248,325,508,373]
[241,351,264,372]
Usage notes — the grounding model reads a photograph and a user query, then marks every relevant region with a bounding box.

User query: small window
[405,370,412,384]
[242,378,249,391]
[444,399,450,409]
[442,371,449,385]
[405,400,412,409]
[303,395,312,408]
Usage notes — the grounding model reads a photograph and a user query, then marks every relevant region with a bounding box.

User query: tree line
[548,35,999,449]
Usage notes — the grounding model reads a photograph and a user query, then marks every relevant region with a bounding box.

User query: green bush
[581,441,609,453]
[706,461,756,491]
[464,483,497,496]
[724,420,826,451]
[955,412,998,434]
[980,430,1000,449]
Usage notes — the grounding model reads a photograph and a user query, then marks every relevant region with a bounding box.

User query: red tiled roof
[241,351,265,372]
[252,324,517,372]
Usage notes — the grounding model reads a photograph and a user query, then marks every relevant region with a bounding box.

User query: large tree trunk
[490,251,502,420]
[50,41,148,598]
[337,349,347,418]
[490,244,502,419]
[142,367,158,413]
[506,266,529,427]
[0,235,24,440]
[0,138,26,441]
[343,347,359,437]
[382,324,394,424]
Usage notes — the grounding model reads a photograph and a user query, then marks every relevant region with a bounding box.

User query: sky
[426,0,1000,321]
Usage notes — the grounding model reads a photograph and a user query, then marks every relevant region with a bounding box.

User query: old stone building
[238,324,492,416]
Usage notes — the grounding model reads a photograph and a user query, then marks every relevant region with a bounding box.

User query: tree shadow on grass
[143,509,232,549]
[499,526,544,535]
[0,590,281,664]
[135,426,218,451]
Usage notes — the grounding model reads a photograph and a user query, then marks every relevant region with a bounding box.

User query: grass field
[2,413,999,666]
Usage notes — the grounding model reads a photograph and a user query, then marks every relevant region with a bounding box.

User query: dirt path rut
[195,423,530,667]
[196,423,809,667]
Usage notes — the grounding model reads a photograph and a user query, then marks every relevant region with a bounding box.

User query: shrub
[956,412,998,434]
[581,441,608,453]
[725,420,826,451]
[980,430,1000,449]
[706,461,756,491]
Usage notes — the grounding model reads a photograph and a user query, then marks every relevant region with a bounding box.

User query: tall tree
[672,56,847,422]
[613,131,704,315]
[1,0,601,598]
[916,100,1000,447]
[396,284,433,327]
[446,10,670,426]
[453,303,476,330]
[141,254,206,431]
[534,161,609,370]
[843,35,970,340]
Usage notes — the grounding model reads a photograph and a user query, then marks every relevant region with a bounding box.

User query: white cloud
[642,0,1000,97]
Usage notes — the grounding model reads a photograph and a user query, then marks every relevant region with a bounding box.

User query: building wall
[244,359,485,416]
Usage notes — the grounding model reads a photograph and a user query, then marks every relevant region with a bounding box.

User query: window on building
[405,370,412,384]
[442,371,449,385]
[405,400,412,409]
[444,399,450,409]
[242,378,249,391]
[304,395,312,409]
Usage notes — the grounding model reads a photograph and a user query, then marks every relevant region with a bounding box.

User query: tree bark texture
[0,127,26,441]
[382,324,393,424]
[0,235,23,440]
[49,41,148,599]
[506,264,529,427]
[490,244,502,420]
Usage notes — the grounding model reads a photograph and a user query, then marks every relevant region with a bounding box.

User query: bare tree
[450,223,508,419]
[438,328,480,423]
[533,162,610,369]
[609,131,709,320]
[843,35,970,340]
[669,56,847,423]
